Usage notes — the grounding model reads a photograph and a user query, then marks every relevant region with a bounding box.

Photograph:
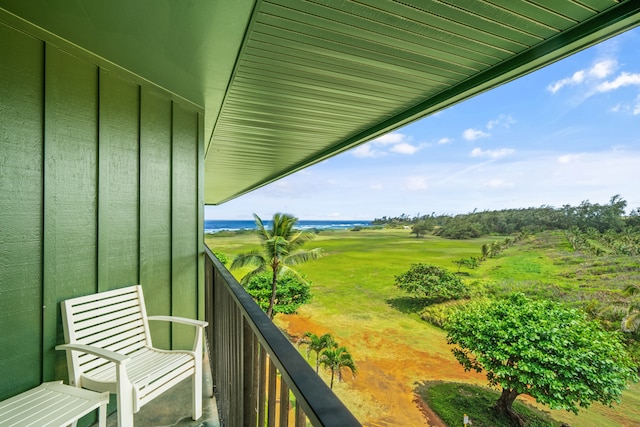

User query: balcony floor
[97,349,221,427]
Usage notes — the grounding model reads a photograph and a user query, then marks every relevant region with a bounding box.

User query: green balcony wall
[0,17,205,401]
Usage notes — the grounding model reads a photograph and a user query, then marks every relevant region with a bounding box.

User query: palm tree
[319,346,357,389]
[481,243,490,261]
[622,284,640,333]
[297,332,337,373]
[231,213,323,318]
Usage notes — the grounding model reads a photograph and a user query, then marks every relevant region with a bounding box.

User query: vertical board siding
[197,113,205,321]
[140,87,173,349]
[98,71,140,291]
[171,103,200,350]
[0,17,204,402]
[0,23,44,400]
[43,46,99,381]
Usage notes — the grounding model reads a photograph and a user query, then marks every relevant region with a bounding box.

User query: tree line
[374,195,640,239]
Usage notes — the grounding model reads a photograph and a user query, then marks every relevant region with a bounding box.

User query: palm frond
[621,312,640,333]
[253,213,271,242]
[230,249,265,270]
[240,264,267,285]
[283,248,324,266]
[623,283,640,297]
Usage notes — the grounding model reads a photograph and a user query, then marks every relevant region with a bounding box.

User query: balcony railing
[204,245,361,427]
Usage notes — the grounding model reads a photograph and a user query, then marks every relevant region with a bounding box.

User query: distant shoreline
[204,219,372,234]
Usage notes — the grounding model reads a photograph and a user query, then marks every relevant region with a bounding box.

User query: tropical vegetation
[395,263,469,303]
[243,273,312,316]
[446,293,638,426]
[230,212,323,318]
[319,345,357,389]
[297,332,337,373]
[208,196,640,426]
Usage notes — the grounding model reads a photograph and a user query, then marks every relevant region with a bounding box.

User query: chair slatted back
[60,286,152,385]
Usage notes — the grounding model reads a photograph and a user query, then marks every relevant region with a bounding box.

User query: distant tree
[244,273,311,317]
[489,240,502,257]
[447,294,638,426]
[231,213,323,318]
[411,221,431,238]
[627,207,640,229]
[395,263,469,303]
[319,346,357,389]
[298,332,337,373]
[481,243,490,261]
[453,257,480,273]
[622,284,640,333]
[452,258,466,273]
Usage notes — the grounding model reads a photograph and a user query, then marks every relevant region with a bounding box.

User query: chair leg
[117,392,134,427]
[192,357,203,420]
[116,384,134,427]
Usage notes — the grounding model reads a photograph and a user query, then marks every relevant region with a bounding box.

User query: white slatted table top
[0,381,109,427]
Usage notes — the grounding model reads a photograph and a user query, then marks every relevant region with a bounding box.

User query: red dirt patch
[278,313,484,426]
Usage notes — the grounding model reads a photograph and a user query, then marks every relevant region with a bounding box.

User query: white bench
[0,380,108,427]
[56,285,208,427]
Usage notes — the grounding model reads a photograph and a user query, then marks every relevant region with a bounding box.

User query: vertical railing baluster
[243,317,256,426]
[295,399,306,427]
[268,359,277,426]
[258,344,267,427]
[279,376,289,427]
[206,247,360,427]
[235,301,243,424]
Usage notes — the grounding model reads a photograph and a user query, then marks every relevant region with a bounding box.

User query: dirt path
[278,313,483,426]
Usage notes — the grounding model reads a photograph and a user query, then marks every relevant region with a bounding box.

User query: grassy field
[205,228,640,427]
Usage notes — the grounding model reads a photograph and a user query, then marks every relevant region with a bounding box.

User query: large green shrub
[395,263,469,303]
[244,273,312,316]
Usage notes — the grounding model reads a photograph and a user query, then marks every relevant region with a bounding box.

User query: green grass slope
[206,228,639,426]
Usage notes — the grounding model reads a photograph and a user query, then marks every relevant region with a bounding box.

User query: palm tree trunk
[330,369,335,389]
[266,269,278,318]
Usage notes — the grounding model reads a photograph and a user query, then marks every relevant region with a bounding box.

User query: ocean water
[204,219,371,234]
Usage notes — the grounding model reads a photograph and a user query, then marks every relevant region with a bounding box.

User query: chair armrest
[56,343,130,365]
[147,315,208,328]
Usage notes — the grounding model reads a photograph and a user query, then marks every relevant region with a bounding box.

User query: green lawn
[205,228,640,426]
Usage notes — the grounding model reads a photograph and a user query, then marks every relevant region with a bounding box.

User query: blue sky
[206,27,640,221]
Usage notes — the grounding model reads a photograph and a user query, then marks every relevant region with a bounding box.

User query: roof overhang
[1,0,639,205]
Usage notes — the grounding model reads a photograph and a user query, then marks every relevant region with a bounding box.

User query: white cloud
[405,176,428,191]
[438,137,453,144]
[353,132,422,157]
[372,132,407,145]
[547,59,617,93]
[608,94,640,115]
[351,144,381,158]
[470,147,515,159]
[547,70,586,93]
[486,114,515,129]
[590,59,617,78]
[390,142,420,155]
[369,183,384,190]
[557,154,583,164]
[463,128,490,141]
[595,72,640,92]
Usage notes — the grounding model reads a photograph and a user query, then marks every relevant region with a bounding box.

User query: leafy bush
[420,299,469,328]
[213,251,228,264]
[447,293,638,419]
[244,273,312,316]
[395,263,469,303]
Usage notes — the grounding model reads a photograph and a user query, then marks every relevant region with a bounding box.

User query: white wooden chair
[56,285,208,427]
